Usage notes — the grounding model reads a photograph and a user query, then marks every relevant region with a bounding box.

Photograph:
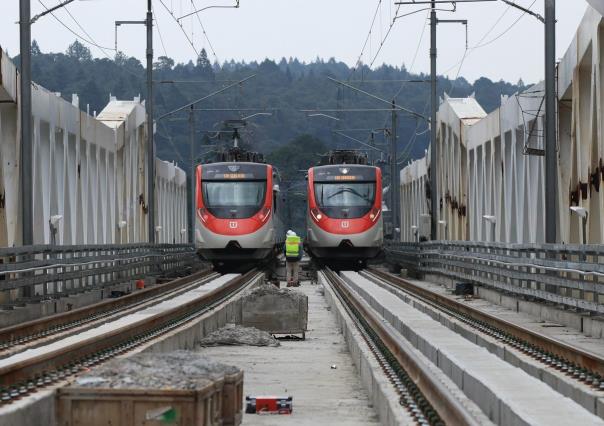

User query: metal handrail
[385,241,604,314]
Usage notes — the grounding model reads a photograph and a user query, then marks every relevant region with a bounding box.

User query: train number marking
[341,221,350,229]
[229,221,238,229]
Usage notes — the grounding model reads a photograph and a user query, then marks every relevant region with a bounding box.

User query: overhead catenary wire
[36,0,145,81]
[348,0,383,80]
[157,0,200,56]
[154,5,170,58]
[60,2,115,57]
[441,0,537,76]
[37,0,116,52]
[187,0,222,63]
[445,0,512,95]
[367,3,403,69]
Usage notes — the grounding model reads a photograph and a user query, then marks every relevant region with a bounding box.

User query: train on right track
[305,151,384,268]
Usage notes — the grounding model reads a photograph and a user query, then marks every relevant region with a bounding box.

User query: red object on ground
[245,396,293,414]
[135,279,145,289]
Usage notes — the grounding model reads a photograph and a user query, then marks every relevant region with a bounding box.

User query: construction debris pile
[74,351,240,390]
[199,323,280,347]
[244,283,307,303]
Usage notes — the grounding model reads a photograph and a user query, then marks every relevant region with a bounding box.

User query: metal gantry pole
[430,1,438,240]
[20,0,33,246]
[146,0,155,243]
[391,100,400,234]
[188,106,196,244]
[544,0,557,243]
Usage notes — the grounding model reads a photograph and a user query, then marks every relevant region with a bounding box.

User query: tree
[66,40,92,62]
[31,40,41,56]
[196,49,214,79]
[196,49,211,70]
[154,56,175,71]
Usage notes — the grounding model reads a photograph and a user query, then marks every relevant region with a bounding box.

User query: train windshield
[202,180,266,219]
[314,182,375,218]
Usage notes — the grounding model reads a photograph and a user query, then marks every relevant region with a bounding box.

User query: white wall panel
[399,5,604,244]
[0,49,187,247]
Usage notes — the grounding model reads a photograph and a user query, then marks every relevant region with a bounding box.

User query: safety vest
[285,235,301,258]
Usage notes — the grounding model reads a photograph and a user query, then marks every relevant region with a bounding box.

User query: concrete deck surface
[199,282,380,426]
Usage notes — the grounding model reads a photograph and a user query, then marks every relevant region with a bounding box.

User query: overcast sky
[0,1,589,84]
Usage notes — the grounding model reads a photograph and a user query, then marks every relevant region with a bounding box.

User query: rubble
[199,323,280,347]
[74,351,240,390]
[245,283,306,303]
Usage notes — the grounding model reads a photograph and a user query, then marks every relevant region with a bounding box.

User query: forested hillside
[21,40,525,166]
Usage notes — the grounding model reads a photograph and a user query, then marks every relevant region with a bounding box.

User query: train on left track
[195,147,286,270]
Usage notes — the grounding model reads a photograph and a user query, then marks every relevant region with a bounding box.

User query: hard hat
[286,230,294,236]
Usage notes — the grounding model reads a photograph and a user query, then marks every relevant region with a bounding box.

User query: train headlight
[198,208,210,223]
[369,207,381,222]
[258,207,271,223]
[311,208,323,222]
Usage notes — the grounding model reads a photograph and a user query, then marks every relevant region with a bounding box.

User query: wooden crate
[222,371,243,426]
[57,381,223,426]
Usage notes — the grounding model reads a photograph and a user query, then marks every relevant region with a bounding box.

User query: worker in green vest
[284,230,303,287]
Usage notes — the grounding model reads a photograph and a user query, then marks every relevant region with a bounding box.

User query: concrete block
[583,316,604,339]
[473,333,505,358]
[416,334,438,364]
[437,348,464,389]
[241,288,307,335]
[451,321,479,344]
[597,397,604,418]
[462,369,500,424]
[561,380,599,415]
[0,388,57,426]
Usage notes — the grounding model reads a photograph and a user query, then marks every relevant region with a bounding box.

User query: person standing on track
[284,230,303,286]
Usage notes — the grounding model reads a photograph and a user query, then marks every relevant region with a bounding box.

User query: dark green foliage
[66,40,92,62]
[267,135,327,232]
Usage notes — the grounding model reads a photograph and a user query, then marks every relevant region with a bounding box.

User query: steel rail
[367,267,604,380]
[0,269,260,393]
[322,268,481,426]
[0,269,217,352]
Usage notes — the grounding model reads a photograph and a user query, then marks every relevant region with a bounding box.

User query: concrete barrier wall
[0,48,187,246]
[399,6,604,244]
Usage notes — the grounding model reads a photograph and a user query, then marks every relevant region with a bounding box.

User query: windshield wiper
[327,187,369,201]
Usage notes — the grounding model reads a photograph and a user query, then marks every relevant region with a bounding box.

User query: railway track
[365,267,604,390]
[0,269,218,358]
[0,269,261,404]
[322,268,480,426]
[323,268,604,425]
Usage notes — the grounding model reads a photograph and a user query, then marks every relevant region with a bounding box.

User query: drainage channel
[322,268,481,426]
[0,269,261,405]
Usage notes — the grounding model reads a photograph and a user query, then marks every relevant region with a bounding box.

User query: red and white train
[195,161,285,269]
[306,158,383,265]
